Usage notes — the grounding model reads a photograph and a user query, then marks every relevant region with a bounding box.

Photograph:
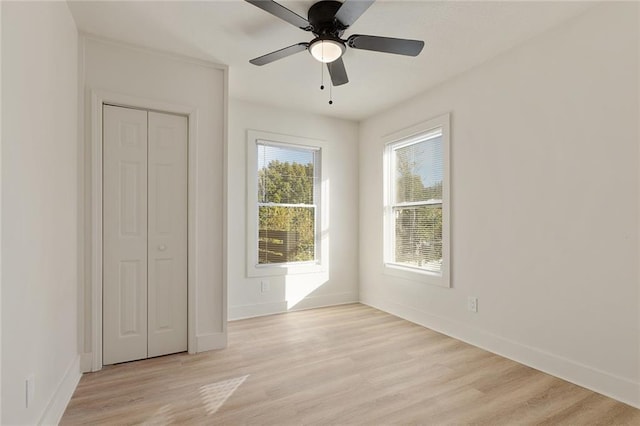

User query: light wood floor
[62,303,639,425]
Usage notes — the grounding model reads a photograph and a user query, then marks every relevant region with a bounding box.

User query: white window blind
[390,131,444,273]
[257,142,319,265]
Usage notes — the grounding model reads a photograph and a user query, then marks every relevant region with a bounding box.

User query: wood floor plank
[61,303,640,425]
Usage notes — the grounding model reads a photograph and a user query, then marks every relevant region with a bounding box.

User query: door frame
[90,89,198,371]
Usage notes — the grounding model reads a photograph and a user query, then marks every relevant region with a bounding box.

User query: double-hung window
[257,142,318,264]
[247,130,323,276]
[384,114,450,287]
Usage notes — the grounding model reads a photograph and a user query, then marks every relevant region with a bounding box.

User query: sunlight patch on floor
[199,374,249,415]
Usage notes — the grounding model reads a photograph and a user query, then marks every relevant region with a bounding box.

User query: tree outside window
[257,143,319,265]
[389,134,443,273]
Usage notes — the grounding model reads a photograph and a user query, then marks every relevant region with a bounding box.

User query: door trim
[90,89,198,371]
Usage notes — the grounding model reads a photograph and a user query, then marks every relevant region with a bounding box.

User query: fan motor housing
[308,0,345,37]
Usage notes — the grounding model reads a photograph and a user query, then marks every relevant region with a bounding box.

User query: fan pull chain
[320,62,333,105]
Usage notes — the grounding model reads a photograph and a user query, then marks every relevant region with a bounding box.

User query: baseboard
[229,300,288,320]
[39,354,82,425]
[196,332,227,352]
[229,292,358,320]
[79,352,93,373]
[290,292,358,312]
[361,295,640,409]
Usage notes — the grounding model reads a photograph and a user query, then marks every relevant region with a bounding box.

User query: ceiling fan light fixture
[309,37,345,63]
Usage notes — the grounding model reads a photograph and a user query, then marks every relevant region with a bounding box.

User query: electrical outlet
[25,375,35,408]
[261,280,270,293]
[467,297,478,313]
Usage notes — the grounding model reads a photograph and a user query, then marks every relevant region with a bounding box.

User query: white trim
[229,301,288,320]
[196,332,227,353]
[220,57,229,351]
[188,109,199,356]
[76,29,87,380]
[361,297,640,409]
[79,353,93,374]
[90,89,198,370]
[390,128,443,151]
[89,91,103,371]
[245,130,329,277]
[229,292,358,320]
[382,113,451,288]
[383,262,443,280]
[38,355,82,426]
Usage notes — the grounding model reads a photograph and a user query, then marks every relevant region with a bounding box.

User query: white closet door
[147,111,188,358]
[103,105,149,365]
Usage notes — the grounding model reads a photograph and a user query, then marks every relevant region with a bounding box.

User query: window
[247,130,324,276]
[384,114,450,287]
[257,143,318,264]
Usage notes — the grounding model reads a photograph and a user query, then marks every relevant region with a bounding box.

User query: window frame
[246,130,326,277]
[383,113,451,287]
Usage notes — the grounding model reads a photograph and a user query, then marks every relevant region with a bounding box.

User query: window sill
[383,263,450,288]
[247,261,325,278]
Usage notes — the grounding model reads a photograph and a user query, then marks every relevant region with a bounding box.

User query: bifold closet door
[103,105,149,365]
[147,111,188,359]
[103,105,188,365]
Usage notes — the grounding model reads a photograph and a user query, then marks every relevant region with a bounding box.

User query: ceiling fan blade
[347,34,424,56]
[327,58,349,86]
[245,0,311,30]
[335,0,375,28]
[250,43,309,66]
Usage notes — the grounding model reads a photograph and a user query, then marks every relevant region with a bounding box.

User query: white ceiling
[68,0,595,121]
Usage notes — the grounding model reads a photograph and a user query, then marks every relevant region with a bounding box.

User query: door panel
[119,162,142,235]
[118,260,143,335]
[147,111,188,358]
[152,258,173,329]
[103,105,149,365]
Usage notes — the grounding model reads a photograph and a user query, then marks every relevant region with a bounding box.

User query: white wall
[1,2,81,424]
[228,100,359,319]
[359,3,639,408]
[80,37,227,364]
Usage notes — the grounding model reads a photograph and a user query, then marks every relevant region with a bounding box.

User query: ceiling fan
[245,0,425,87]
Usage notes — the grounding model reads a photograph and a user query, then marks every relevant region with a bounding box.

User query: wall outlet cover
[468,297,478,313]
